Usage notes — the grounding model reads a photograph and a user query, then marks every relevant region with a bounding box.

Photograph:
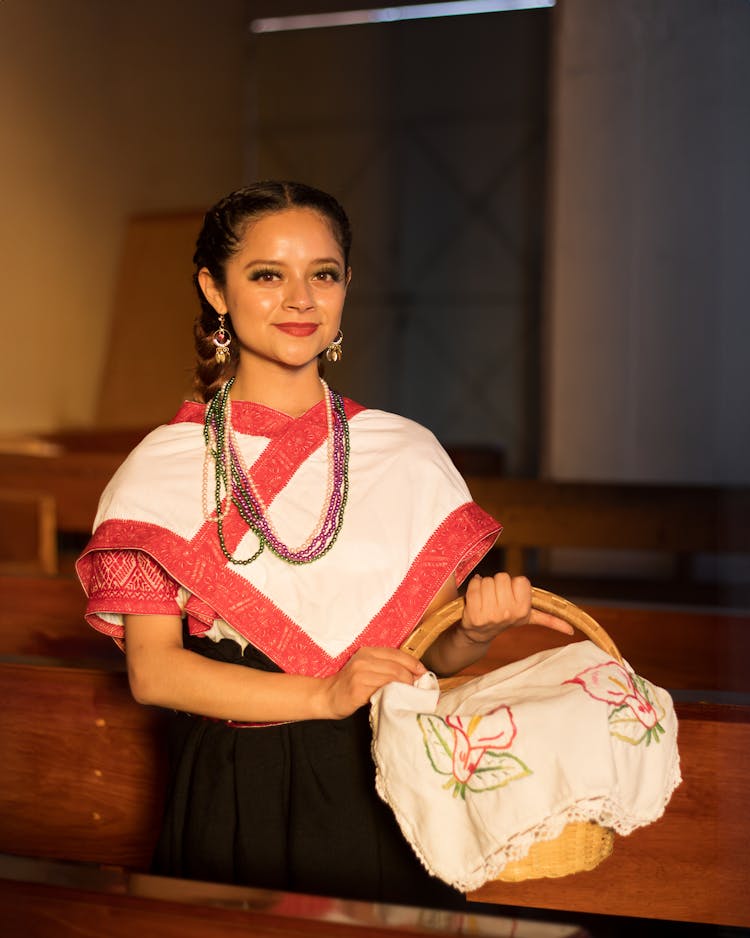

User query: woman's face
[200,207,349,376]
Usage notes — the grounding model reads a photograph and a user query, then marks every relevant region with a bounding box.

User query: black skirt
[152,633,465,910]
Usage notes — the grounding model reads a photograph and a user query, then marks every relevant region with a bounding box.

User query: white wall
[544,0,750,485]
[0,0,246,433]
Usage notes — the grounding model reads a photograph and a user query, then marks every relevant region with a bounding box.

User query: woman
[77,181,570,907]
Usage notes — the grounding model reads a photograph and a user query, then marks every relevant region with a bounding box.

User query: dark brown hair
[192,181,352,402]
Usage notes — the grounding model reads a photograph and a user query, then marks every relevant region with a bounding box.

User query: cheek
[230,288,279,319]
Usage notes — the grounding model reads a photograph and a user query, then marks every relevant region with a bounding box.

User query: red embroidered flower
[566,661,660,732]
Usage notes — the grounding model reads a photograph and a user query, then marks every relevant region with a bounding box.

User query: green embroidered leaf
[417,714,454,776]
[465,751,532,793]
[609,696,667,746]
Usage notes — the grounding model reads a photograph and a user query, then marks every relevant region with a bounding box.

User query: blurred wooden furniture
[0,855,556,938]
[0,574,120,661]
[2,454,746,604]
[469,700,750,927]
[0,489,58,575]
[0,659,165,870]
[0,598,748,927]
[466,477,750,604]
[0,446,133,539]
[95,213,203,429]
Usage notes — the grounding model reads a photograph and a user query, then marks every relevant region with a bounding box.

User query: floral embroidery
[418,705,531,799]
[566,661,666,745]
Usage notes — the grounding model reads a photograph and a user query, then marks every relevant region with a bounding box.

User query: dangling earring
[325,330,344,363]
[212,312,232,364]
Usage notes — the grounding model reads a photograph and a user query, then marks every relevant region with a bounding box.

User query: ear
[198,267,227,315]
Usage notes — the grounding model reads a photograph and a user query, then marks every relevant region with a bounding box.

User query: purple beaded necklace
[203,379,350,566]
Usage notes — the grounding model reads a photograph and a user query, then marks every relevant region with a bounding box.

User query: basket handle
[400,586,623,664]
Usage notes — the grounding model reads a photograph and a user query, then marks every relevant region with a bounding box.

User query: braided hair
[192,181,352,403]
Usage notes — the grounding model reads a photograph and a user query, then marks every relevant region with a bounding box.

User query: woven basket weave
[399,586,621,881]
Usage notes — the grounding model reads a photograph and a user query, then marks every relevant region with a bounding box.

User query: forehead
[236,208,343,261]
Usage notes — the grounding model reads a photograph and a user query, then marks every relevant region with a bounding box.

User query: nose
[283,276,315,312]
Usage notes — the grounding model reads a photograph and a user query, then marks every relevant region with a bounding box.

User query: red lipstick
[274,322,319,337]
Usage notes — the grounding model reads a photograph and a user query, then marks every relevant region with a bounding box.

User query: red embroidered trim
[77,504,500,677]
[170,397,364,442]
[87,549,181,616]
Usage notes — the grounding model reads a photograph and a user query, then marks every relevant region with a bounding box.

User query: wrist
[311,674,337,721]
[456,619,495,648]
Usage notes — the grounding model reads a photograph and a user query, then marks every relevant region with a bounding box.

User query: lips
[273,322,319,337]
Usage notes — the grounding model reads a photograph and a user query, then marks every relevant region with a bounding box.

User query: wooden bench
[466,477,750,605]
[0,449,126,539]
[466,603,750,694]
[0,854,564,938]
[0,489,58,575]
[0,658,164,869]
[0,574,120,661]
[0,601,748,927]
[470,700,750,928]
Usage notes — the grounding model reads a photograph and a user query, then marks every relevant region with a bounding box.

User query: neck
[230,363,325,418]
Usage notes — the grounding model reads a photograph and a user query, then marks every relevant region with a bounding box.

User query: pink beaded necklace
[202,378,350,565]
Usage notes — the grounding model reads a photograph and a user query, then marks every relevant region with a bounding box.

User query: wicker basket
[399,586,621,881]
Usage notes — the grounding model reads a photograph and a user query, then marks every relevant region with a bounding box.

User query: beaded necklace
[203,378,350,565]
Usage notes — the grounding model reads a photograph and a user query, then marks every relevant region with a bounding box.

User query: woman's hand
[460,572,574,646]
[321,647,427,719]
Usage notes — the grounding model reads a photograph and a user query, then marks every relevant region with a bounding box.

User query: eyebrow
[243,257,343,270]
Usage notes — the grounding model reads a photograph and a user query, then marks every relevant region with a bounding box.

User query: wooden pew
[465,603,750,694]
[0,449,125,538]
[0,574,120,661]
[466,477,750,605]
[0,855,572,938]
[0,659,164,870]
[469,701,750,928]
[0,601,748,927]
[0,489,57,575]
[0,657,746,927]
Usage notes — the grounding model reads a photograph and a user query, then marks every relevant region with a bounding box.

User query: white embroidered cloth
[371,641,681,892]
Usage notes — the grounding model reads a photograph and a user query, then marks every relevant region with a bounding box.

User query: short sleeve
[82,549,182,642]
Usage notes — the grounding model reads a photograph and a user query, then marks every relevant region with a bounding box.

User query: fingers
[351,646,427,683]
[528,608,575,635]
[462,574,574,639]
[464,573,532,629]
[324,647,429,719]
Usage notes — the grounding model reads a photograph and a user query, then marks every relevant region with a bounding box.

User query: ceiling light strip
[251,1,555,35]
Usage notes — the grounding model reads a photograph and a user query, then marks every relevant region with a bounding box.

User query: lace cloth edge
[374,754,683,892]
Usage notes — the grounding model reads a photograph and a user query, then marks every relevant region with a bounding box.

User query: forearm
[126,622,332,723]
[421,624,491,677]
[124,614,426,723]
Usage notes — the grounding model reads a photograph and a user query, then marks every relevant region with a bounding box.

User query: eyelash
[249,267,281,282]
[249,266,342,283]
[314,266,342,283]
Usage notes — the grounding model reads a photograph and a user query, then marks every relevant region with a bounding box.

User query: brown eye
[250,267,281,282]
[314,267,342,282]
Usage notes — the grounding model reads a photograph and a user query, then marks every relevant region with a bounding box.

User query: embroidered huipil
[77,396,501,675]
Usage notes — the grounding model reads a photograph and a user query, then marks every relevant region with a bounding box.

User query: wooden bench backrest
[0,655,747,927]
[1,570,747,690]
[466,477,750,580]
[0,574,120,661]
[0,660,166,868]
[470,702,750,928]
[0,855,523,938]
[0,489,58,575]
[0,450,124,536]
[467,603,750,694]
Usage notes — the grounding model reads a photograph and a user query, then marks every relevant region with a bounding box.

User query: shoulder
[93,415,204,527]
[348,406,445,455]
[347,405,465,489]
